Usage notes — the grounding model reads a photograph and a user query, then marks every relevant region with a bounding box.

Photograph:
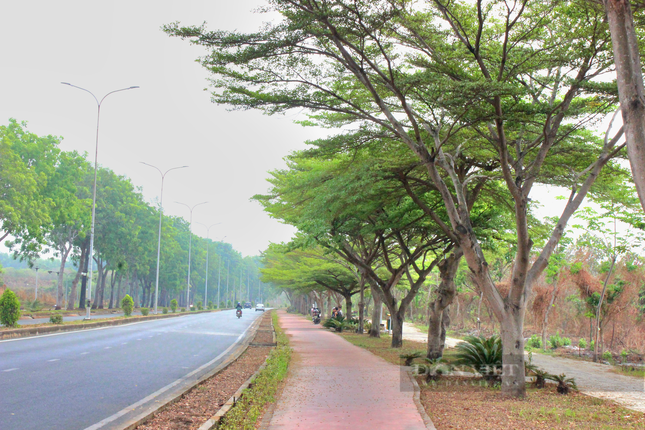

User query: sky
[0,1,634,260]
[0,0,330,257]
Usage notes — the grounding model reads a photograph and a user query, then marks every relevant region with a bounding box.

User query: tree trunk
[603,0,645,212]
[358,276,365,333]
[369,284,381,338]
[594,255,616,361]
[55,247,71,310]
[67,245,87,310]
[500,308,527,398]
[343,293,353,320]
[390,311,404,348]
[427,250,462,359]
[542,276,559,351]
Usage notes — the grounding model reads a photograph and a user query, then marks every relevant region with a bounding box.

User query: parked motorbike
[312,311,321,324]
[236,309,243,318]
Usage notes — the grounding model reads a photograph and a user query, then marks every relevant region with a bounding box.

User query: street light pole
[216,236,226,310]
[196,223,221,310]
[61,82,139,320]
[226,260,230,308]
[34,266,39,301]
[176,201,207,308]
[141,163,188,314]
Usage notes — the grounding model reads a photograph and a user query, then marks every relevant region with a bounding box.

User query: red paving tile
[268,311,430,430]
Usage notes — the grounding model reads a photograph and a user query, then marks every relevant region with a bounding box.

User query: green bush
[196,301,203,310]
[578,338,587,349]
[190,306,196,311]
[170,299,178,313]
[526,334,542,349]
[140,307,149,316]
[208,301,213,310]
[49,314,63,324]
[162,307,168,314]
[548,332,565,349]
[0,289,21,327]
[621,349,628,362]
[400,351,423,366]
[562,337,571,347]
[548,373,577,395]
[455,335,502,382]
[180,307,186,312]
[589,340,595,351]
[121,294,134,317]
[602,350,613,362]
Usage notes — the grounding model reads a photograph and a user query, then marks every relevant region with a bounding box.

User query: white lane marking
[81,352,89,355]
[3,368,18,372]
[83,320,256,430]
[137,339,142,341]
[121,343,128,345]
[148,336,153,338]
[48,359,60,362]
[104,347,111,350]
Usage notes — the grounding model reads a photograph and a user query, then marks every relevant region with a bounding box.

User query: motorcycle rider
[236,302,243,316]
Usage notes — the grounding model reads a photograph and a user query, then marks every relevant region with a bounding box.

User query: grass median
[218,310,292,430]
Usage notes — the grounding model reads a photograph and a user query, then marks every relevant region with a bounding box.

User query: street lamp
[141,163,188,314]
[176,201,207,308]
[217,236,226,309]
[196,223,221,310]
[61,82,139,320]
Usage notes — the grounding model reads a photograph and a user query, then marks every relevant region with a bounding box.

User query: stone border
[407,369,438,430]
[0,310,218,340]
[197,314,277,430]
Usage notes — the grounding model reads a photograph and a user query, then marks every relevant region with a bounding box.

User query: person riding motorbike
[236,302,243,317]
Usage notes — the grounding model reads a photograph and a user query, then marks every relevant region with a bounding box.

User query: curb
[0,310,219,340]
[407,369,438,430]
[197,315,277,430]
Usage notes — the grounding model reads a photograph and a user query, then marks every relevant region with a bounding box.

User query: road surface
[0,309,261,430]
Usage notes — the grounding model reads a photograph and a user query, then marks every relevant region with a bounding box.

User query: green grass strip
[218,311,292,430]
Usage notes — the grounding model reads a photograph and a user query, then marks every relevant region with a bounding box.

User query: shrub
[121,294,134,317]
[170,299,178,313]
[190,306,196,311]
[0,289,21,327]
[140,307,149,316]
[589,340,595,351]
[49,314,63,324]
[25,299,42,312]
[562,337,571,347]
[548,332,564,349]
[578,338,587,349]
[364,321,372,333]
[621,349,628,362]
[180,307,186,312]
[162,307,168,314]
[208,301,213,310]
[455,335,502,382]
[525,363,549,389]
[602,350,613,362]
[526,334,542,349]
[196,301,203,310]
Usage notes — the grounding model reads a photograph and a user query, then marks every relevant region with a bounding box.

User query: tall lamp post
[61,82,139,320]
[142,163,188,314]
[176,201,207,308]
[196,223,221,310]
[216,236,226,309]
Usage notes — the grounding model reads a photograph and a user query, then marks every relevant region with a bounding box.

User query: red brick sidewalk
[266,311,433,430]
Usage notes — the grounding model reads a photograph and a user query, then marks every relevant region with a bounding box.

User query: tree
[167,0,628,396]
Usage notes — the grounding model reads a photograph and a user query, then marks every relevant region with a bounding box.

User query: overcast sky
[0,0,331,257]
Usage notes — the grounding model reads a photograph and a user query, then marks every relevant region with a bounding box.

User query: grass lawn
[337,331,645,429]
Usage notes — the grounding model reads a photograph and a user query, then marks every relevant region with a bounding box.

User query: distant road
[0,309,261,430]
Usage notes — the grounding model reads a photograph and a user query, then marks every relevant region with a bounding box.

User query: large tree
[167,0,629,396]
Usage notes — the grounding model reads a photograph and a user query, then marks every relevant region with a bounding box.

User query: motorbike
[236,309,243,318]
[312,311,321,324]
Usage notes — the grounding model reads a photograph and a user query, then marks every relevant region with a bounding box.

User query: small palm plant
[455,335,502,383]
[548,373,577,395]
[525,363,549,389]
[420,357,451,382]
[399,351,423,366]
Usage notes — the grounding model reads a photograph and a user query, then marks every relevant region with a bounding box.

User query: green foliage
[602,350,613,362]
[526,334,542,349]
[0,289,21,327]
[180,307,186,312]
[525,364,549,389]
[570,262,583,275]
[578,338,587,349]
[49,314,63,324]
[140,307,149,316]
[24,299,42,312]
[170,299,178,313]
[208,301,213,310]
[548,332,568,349]
[196,300,203,310]
[455,335,502,382]
[162,307,168,314]
[121,294,134,317]
[589,340,595,351]
[621,349,628,362]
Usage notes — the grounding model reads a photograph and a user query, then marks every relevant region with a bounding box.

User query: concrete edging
[406,369,438,430]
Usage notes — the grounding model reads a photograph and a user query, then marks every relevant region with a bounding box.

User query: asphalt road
[0,309,263,430]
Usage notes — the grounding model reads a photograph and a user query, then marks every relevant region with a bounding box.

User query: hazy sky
[0,0,329,257]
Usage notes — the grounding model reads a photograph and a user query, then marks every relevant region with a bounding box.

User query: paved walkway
[268,312,432,430]
[402,323,645,412]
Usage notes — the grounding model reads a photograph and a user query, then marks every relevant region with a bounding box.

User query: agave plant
[322,315,345,329]
[548,373,578,395]
[455,335,502,382]
[420,357,451,382]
